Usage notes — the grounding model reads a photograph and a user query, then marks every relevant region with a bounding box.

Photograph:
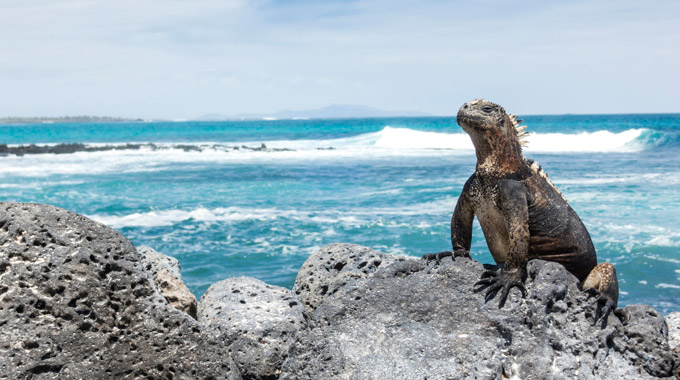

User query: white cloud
[0,0,679,118]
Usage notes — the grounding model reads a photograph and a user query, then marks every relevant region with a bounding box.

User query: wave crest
[1,127,674,179]
[373,127,656,153]
[0,126,668,156]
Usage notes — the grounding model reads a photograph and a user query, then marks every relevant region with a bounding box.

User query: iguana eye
[482,106,493,113]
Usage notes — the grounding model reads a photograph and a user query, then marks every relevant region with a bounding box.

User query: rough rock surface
[198,276,306,380]
[0,203,241,380]
[137,245,198,319]
[667,312,680,349]
[293,243,409,316]
[281,243,679,380]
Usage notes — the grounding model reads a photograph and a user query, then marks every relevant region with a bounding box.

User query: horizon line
[2,111,680,123]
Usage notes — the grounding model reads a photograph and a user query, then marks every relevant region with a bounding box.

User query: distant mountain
[194,113,232,121]
[195,104,431,121]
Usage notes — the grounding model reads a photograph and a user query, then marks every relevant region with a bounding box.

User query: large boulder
[198,276,307,380]
[293,243,408,316]
[0,203,241,379]
[137,245,198,318]
[281,244,679,380]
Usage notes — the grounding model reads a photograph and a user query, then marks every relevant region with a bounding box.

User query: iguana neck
[470,133,527,175]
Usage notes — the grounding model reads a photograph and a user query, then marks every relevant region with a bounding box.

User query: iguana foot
[422,251,452,264]
[474,268,527,308]
[422,250,470,264]
[584,288,623,327]
[582,263,620,328]
[614,308,629,324]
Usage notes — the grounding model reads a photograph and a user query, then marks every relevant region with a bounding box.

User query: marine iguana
[424,99,620,325]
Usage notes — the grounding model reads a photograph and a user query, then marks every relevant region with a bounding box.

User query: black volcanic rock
[0,202,241,379]
[281,244,679,380]
[198,277,307,380]
[1,203,677,380]
[0,143,148,156]
[292,243,407,317]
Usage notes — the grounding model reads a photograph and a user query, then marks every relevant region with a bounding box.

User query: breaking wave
[88,199,457,229]
[1,127,677,178]
[2,126,673,156]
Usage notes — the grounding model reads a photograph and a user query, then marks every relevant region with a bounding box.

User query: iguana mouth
[457,115,482,122]
[456,114,485,127]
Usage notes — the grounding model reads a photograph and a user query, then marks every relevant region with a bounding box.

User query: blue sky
[1,0,678,118]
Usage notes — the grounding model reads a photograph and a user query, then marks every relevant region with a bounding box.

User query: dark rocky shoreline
[0,143,294,157]
[1,202,678,379]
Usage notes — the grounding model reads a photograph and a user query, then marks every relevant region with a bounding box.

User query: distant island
[0,105,434,124]
[0,116,143,124]
[195,104,433,121]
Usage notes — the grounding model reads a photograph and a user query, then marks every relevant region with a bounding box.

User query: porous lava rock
[667,312,680,349]
[281,244,680,380]
[292,243,407,316]
[0,202,241,379]
[198,276,307,380]
[137,245,198,318]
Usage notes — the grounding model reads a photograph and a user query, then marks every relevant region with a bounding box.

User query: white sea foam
[88,201,455,229]
[0,127,653,178]
[555,172,680,186]
[369,126,649,153]
[0,180,84,189]
[90,207,289,228]
[587,223,680,254]
[644,254,680,265]
[374,127,473,150]
[647,236,680,247]
[602,223,667,233]
[655,283,680,289]
[523,129,646,153]
[555,177,628,185]
[361,188,403,196]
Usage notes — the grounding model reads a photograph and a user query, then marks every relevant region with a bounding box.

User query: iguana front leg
[423,186,474,263]
[475,181,529,308]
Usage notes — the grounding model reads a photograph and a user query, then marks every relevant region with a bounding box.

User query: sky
[1,0,679,119]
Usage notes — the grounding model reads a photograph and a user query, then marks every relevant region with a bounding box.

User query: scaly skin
[424,99,620,326]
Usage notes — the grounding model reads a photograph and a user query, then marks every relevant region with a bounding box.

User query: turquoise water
[1,115,679,313]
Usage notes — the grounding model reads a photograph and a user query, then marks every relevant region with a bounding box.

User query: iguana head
[457,99,529,173]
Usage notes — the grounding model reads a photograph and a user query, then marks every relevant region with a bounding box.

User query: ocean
[1,114,679,314]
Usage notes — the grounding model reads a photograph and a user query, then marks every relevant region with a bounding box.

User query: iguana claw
[474,268,527,308]
[585,288,617,327]
[422,250,470,264]
[422,251,452,264]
